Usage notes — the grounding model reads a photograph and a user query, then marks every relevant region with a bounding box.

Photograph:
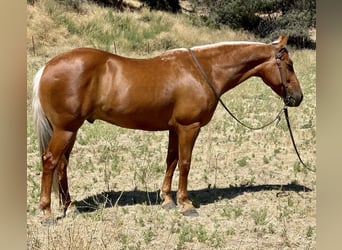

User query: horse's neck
[198,43,273,96]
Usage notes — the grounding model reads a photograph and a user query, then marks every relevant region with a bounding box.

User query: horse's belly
[95,107,172,131]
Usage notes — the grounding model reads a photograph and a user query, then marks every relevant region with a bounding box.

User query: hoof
[65,202,80,216]
[55,202,80,221]
[182,207,199,217]
[161,200,177,210]
[180,200,199,217]
[40,216,57,226]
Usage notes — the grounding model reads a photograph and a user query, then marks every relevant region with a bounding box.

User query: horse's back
[38,47,212,131]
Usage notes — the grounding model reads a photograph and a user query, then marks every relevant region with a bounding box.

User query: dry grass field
[27,1,316,249]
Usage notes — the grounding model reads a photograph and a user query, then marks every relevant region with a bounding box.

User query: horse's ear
[279,35,289,46]
[272,35,289,49]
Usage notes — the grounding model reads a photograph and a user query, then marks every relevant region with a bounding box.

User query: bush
[191,0,316,48]
[88,0,181,12]
[207,0,262,30]
[140,0,181,12]
[266,8,316,48]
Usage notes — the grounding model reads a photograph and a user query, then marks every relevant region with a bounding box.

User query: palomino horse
[32,35,303,222]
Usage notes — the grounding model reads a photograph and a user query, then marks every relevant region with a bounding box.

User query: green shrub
[208,0,262,30]
[191,0,316,48]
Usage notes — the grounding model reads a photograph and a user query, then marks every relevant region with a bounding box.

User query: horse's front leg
[160,129,178,209]
[176,123,200,216]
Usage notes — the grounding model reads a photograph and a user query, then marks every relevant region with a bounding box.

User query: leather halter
[275,47,293,106]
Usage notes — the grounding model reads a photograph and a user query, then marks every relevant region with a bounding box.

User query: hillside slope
[27,0,255,58]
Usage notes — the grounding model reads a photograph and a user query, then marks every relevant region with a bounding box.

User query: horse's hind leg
[160,129,178,209]
[39,129,77,223]
[56,133,77,217]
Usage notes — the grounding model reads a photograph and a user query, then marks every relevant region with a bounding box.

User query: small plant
[226,227,236,236]
[293,161,301,174]
[274,147,281,155]
[196,225,209,243]
[118,233,129,246]
[237,156,248,167]
[143,227,154,244]
[251,208,268,226]
[233,206,243,218]
[177,223,195,248]
[209,230,224,248]
[281,220,291,247]
[287,196,294,207]
[268,223,276,234]
[306,225,314,238]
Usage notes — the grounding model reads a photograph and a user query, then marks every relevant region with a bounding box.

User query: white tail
[32,66,52,155]
[32,67,58,193]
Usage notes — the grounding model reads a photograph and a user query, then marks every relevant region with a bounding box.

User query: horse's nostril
[284,94,302,107]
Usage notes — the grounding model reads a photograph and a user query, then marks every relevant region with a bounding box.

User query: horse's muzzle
[284,93,303,107]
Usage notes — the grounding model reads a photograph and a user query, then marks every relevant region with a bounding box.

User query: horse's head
[260,35,303,107]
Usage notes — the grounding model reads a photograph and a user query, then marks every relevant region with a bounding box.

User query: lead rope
[188,48,315,172]
[283,107,315,172]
